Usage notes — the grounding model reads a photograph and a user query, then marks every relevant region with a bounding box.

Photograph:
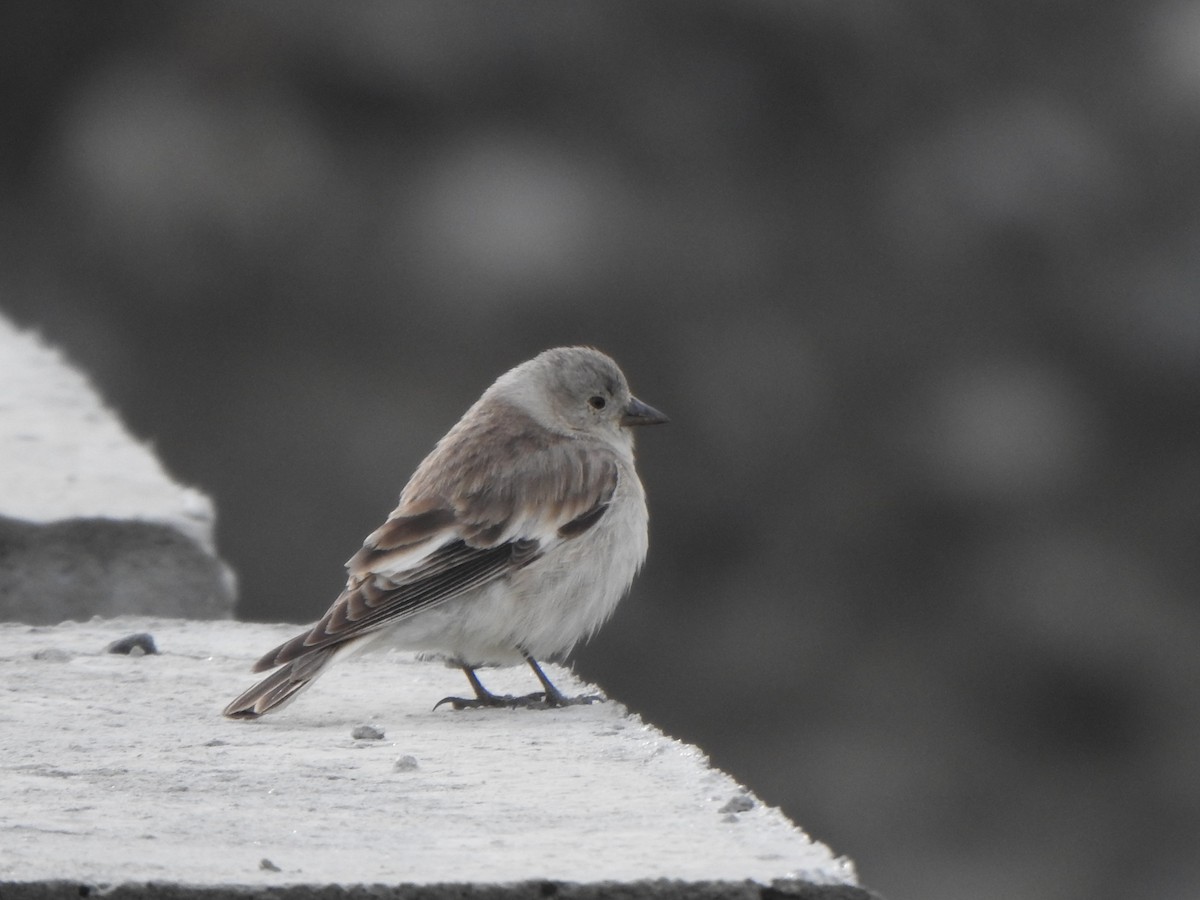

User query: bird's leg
[432,659,603,712]
[524,654,570,706]
[433,666,516,711]
[523,653,601,707]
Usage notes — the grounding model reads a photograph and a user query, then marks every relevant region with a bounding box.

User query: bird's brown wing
[251,414,619,672]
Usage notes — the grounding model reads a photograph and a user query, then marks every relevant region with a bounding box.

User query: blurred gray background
[4,2,1199,899]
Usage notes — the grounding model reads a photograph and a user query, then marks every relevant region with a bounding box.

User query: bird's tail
[222,646,338,719]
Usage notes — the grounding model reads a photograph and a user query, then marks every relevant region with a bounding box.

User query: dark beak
[620,396,669,427]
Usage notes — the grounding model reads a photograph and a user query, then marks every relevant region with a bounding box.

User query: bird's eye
[588,395,607,410]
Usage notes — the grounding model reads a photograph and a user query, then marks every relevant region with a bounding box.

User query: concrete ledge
[0,618,873,899]
[0,314,234,622]
[0,516,233,623]
[0,879,877,899]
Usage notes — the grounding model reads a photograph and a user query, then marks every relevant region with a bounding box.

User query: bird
[223,346,667,719]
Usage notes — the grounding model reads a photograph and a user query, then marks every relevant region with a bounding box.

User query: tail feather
[223,647,338,719]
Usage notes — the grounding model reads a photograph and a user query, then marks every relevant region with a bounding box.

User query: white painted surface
[0,617,857,889]
[0,315,216,550]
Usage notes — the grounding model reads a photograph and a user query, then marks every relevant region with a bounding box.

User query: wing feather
[253,404,619,673]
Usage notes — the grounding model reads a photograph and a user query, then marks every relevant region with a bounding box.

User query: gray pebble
[105,633,159,655]
[393,755,419,772]
[719,794,755,814]
[351,724,385,740]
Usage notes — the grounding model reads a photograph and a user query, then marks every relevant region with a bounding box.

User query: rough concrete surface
[0,618,871,899]
[0,314,234,622]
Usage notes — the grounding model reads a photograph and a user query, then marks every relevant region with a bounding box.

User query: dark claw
[433,693,516,711]
[546,692,603,708]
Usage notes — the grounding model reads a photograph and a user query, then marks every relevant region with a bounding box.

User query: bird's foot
[520,655,602,708]
[537,689,603,708]
[510,690,603,709]
[432,691,603,711]
[435,662,604,711]
[433,692,513,711]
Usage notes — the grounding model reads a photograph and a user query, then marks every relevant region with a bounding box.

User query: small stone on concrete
[393,755,419,772]
[351,723,385,740]
[720,794,756,814]
[106,632,159,655]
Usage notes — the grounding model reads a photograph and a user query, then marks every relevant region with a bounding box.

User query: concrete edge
[0,880,883,900]
[0,515,235,622]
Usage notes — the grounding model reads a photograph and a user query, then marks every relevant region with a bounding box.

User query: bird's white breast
[375,457,649,666]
